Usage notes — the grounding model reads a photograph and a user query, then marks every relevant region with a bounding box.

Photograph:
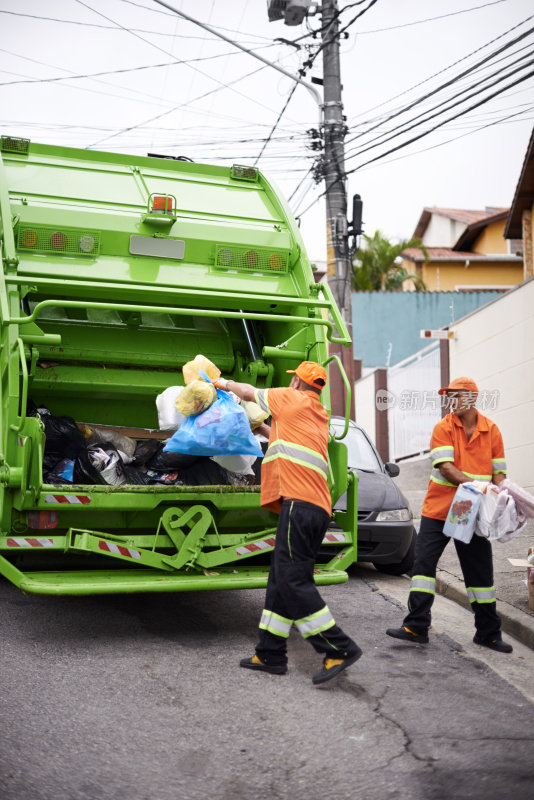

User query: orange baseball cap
[287,361,327,390]
[438,376,479,396]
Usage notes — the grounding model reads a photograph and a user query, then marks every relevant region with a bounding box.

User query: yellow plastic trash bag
[182,354,221,386]
[175,379,217,417]
[241,400,269,430]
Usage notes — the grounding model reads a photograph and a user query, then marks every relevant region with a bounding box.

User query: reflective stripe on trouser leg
[466,586,496,604]
[409,575,436,595]
[295,605,335,638]
[259,609,292,638]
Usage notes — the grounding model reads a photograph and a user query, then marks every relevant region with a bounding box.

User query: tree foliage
[352,230,428,291]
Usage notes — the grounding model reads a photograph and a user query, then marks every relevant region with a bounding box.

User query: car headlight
[375,508,412,522]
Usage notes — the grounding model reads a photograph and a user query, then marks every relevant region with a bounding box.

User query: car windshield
[331,423,382,472]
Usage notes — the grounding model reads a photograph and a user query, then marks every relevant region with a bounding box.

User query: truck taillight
[20,230,37,247]
[244,250,259,268]
[269,253,284,270]
[27,511,58,530]
[50,231,68,250]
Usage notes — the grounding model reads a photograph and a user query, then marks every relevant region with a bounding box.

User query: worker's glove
[213,378,229,391]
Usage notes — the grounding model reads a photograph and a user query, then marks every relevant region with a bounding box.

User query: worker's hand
[213,378,229,391]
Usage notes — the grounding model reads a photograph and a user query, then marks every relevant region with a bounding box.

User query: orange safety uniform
[423,411,507,520]
[254,386,331,515]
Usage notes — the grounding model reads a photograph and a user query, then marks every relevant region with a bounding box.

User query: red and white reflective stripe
[98,540,141,560]
[6,537,54,548]
[236,537,276,556]
[322,532,347,543]
[45,494,91,505]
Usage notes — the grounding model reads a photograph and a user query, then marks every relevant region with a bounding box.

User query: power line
[345,49,534,159]
[352,104,534,174]
[356,0,509,35]
[86,63,269,149]
[0,51,265,87]
[296,67,534,220]
[0,8,273,46]
[347,13,534,125]
[344,21,534,147]
[75,0,288,142]
[254,83,298,165]
[345,67,534,173]
[117,0,273,42]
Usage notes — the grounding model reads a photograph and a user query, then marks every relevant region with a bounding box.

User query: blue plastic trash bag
[163,385,264,458]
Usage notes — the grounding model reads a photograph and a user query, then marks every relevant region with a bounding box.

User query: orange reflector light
[20,230,37,247]
[244,250,259,269]
[50,231,68,250]
[152,195,173,212]
[269,253,284,270]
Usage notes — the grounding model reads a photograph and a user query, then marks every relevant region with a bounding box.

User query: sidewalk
[395,455,534,650]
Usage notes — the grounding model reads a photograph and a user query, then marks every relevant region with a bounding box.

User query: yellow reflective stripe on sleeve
[254,389,270,415]
[492,459,507,473]
[430,468,456,488]
[431,446,455,466]
[466,586,496,604]
[259,609,293,638]
[295,605,335,638]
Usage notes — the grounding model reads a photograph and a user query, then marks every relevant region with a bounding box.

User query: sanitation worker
[214,361,362,684]
[386,376,513,653]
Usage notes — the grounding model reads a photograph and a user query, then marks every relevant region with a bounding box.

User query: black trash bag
[41,413,85,474]
[123,465,151,485]
[146,444,201,472]
[73,446,107,485]
[131,439,162,467]
[179,457,230,486]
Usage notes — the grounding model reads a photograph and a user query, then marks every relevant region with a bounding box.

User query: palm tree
[352,230,427,291]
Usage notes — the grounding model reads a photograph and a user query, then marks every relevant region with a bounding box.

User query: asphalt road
[1,566,534,800]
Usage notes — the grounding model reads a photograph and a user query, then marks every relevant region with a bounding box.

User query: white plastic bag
[499,478,534,519]
[156,386,186,430]
[210,454,257,475]
[476,484,527,543]
[443,482,483,544]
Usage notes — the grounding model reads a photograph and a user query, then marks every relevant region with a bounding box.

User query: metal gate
[387,342,441,461]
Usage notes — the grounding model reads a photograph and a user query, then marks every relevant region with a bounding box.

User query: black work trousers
[255,499,357,667]
[404,515,501,639]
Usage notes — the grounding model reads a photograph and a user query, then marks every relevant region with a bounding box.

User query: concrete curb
[435,569,534,651]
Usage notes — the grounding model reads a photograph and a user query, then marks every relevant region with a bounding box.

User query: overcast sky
[1,0,533,260]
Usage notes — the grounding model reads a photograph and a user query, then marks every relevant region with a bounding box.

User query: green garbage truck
[0,134,357,595]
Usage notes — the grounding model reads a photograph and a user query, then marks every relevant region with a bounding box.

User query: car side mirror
[385,462,400,477]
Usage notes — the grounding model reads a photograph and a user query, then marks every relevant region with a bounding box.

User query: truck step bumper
[7,564,349,596]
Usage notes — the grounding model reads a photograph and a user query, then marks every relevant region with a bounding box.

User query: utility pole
[320,0,355,418]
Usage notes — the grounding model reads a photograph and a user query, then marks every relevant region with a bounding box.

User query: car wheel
[375,527,417,576]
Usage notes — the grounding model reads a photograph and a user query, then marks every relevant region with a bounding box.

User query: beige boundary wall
[449,277,534,493]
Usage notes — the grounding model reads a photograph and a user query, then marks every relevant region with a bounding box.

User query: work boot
[239,654,287,674]
[386,626,429,644]
[312,645,363,685]
[473,634,513,653]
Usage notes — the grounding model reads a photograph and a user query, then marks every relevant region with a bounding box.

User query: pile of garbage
[36,355,268,488]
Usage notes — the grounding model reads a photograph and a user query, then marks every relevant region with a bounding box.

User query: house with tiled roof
[505,126,534,281]
[401,206,524,291]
